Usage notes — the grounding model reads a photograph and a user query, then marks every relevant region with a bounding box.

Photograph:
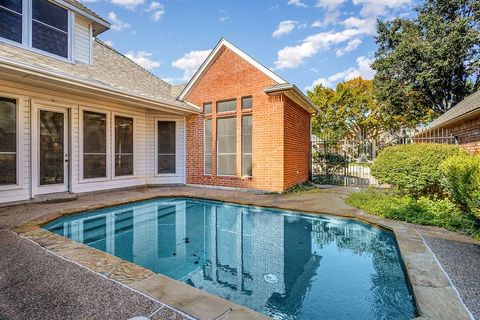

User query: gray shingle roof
[0,40,198,112]
[428,90,480,129]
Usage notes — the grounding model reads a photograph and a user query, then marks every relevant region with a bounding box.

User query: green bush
[440,153,480,221]
[371,144,461,197]
[347,188,479,239]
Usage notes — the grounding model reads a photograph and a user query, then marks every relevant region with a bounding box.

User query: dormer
[0,0,110,64]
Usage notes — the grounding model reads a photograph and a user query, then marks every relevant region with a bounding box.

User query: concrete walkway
[0,185,478,320]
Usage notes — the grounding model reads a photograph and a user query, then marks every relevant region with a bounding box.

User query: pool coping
[13,190,473,320]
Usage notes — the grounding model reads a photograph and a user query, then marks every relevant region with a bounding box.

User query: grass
[346,188,480,240]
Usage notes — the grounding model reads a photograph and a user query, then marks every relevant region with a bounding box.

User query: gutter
[0,56,201,114]
[264,84,319,114]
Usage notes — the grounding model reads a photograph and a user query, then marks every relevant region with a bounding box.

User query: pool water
[44,198,417,319]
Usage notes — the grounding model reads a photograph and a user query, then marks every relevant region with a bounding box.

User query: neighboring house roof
[177,38,317,114]
[61,0,110,36]
[0,40,199,113]
[427,90,480,129]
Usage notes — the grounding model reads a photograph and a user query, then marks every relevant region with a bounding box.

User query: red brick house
[419,91,480,154]
[0,0,317,205]
[180,39,318,192]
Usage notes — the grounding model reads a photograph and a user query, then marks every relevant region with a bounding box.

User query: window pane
[203,103,212,114]
[0,7,21,43]
[204,119,212,175]
[157,121,175,174]
[241,96,252,109]
[0,154,16,185]
[83,155,106,179]
[32,0,68,31]
[32,21,68,58]
[242,115,252,176]
[0,97,16,153]
[39,110,64,185]
[115,155,133,176]
[115,116,133,176]
[217,117,236,175]
[0,0,22,13]
[83,111,106,153]
[217,99,236,113]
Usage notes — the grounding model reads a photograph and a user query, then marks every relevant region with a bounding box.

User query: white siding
[0,79,187,204]
[146,110,186,185]
[74,16,91,65]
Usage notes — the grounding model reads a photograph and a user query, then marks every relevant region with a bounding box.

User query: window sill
[0,184,23,191]
[154,173,179,177]
[79,177,110,184]
[112,175,137,181]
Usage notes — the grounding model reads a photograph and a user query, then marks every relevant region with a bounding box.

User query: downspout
[28,98,33,199]
[309,115,312,181]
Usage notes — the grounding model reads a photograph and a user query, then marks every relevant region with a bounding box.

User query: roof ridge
[95,38,172,90]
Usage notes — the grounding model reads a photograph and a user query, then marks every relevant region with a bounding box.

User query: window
[32,0,68,58]
[204,119,212,175]
[242,115,252,176]
[83,111,107,179]
[203,102,212,114]
[0,0,22,43]
[157,121,176,174]
[241,96,252,110]
[114,116,133,176]
[0,97,17,185]
[217,99,236,113]
[217,117,236,176]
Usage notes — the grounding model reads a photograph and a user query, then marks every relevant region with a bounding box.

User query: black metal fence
[311,131,458,187]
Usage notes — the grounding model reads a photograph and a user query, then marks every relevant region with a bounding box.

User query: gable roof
[427,90,480,129]
[0,40,199,113]
[177,38,288,101]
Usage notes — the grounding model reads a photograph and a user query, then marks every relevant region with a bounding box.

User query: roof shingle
[428,91,480,129]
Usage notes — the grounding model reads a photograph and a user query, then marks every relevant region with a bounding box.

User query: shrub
[440,153,480,221]
[347,188,479,239]
[371,144,461,197]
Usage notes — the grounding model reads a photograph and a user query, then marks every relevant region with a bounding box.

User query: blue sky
[85,0,417,91]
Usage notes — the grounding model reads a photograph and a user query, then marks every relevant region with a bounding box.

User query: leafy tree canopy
[307,77,397,140]
[372,0,480,125]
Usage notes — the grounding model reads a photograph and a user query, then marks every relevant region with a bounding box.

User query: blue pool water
[44,198,417,319]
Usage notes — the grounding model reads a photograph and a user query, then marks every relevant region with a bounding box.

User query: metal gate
[311,136,380,187]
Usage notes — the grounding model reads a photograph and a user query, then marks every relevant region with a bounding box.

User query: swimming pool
[44,197,417,319]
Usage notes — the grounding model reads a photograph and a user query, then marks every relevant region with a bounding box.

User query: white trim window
[82,110,107,179]
[0,97,17,185]
[242,115,252,177]
[114,115,134,177]
[156,120,176,174]
[0,0,72,60]
[204,119,212,175]
[217,117,236,176]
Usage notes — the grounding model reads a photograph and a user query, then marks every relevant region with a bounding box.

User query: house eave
[0,57,200,114]
[264,84,319,115]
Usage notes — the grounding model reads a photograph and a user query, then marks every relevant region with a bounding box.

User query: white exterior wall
[0,79,187,204]
[74,16,92,65]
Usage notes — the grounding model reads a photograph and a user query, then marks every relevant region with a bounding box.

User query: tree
[373,0,480,124]
[307,77,395,141]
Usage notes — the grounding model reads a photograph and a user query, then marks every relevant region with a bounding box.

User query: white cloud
[307,56,375,89]
[353,0,411,16]
[336,38,362,56]
[272,20,298,38]
[107,12,131,31]
[79,0,99,3]
[342,16,376,34]
[125,51,161,70]
[172,50,211,81]
[110,0,144,9]
[218,15,229,22]
[288,0,307,7]
[146,2,165,21]
[103,40,114,47]
[274,27,370,69]
[311,10,340,28]
[315,0,346,11]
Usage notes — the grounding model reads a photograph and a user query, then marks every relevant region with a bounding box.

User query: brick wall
[184,46,311,192]
[444,115,480,154]
[283,95,311,189]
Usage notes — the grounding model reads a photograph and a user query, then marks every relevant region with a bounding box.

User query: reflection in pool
[44,198,417,319]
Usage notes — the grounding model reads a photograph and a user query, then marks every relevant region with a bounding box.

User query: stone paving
[0,185,478,320]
